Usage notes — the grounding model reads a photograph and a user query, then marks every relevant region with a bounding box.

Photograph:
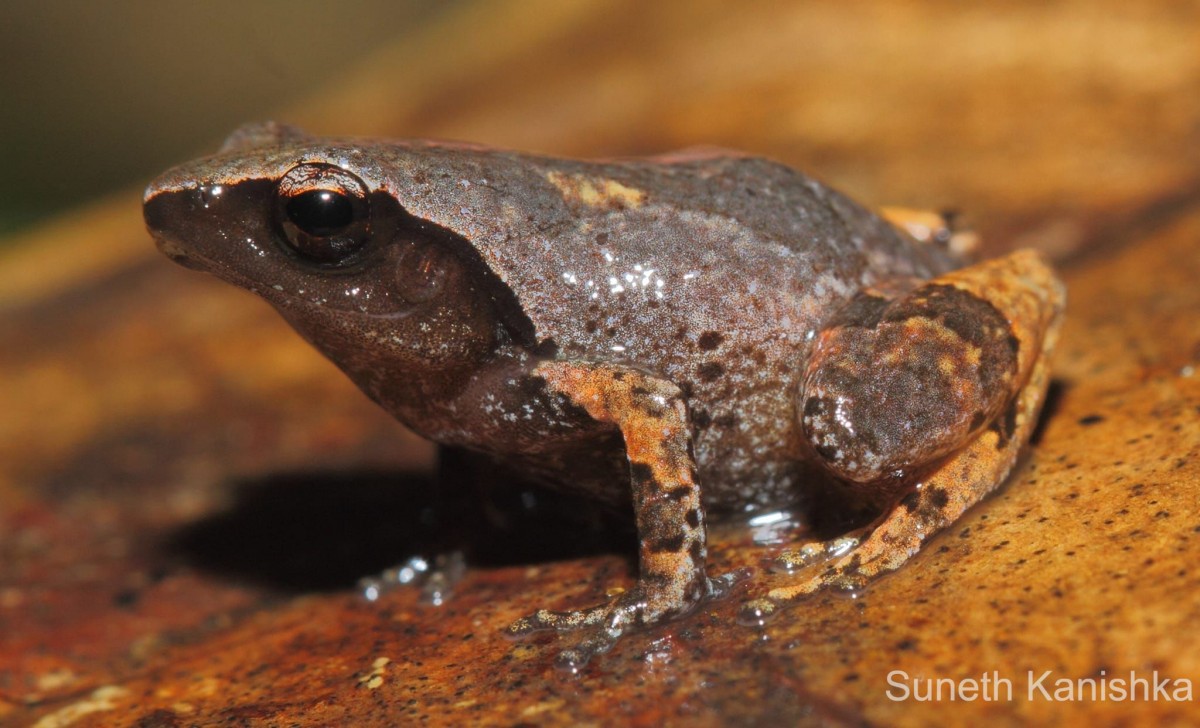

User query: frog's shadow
[167,469,634,593]
[168,381,1069,593]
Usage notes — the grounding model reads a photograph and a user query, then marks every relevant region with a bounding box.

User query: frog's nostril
[196,183,227,209]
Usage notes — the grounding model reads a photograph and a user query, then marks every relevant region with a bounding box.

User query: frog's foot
[771,529,868,575]
[509,572,740,673]
[358,550,467,606]
[751,249,1064,621]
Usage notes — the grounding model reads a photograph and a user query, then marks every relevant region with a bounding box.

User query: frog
[143,122,1064,670]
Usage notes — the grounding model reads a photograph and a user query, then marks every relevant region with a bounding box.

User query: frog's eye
[275,163,371,265]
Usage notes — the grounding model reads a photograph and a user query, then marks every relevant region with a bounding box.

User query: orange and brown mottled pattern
[531,361,708,608]
[506,360,725,669]
[761,249,1065,607]
[801,281,1023,484]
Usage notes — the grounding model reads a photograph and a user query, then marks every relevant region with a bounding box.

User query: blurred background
[1,1,441,235]
[5,0,1196,243]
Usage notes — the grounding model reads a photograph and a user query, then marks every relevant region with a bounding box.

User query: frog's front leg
[507,361,734,671]
[755,249,1064,615]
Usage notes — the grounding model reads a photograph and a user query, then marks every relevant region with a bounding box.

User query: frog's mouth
[144,180,288,299]
[154,237,209,272]
[148,225,282,307]
[149,232,253,287]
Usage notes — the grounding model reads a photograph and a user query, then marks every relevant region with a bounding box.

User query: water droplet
[737,598,778,628]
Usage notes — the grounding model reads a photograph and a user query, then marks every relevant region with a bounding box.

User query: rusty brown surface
[2,1,1199,725]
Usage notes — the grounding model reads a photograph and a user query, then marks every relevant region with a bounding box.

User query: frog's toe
[506,602,615,637]
[770,532,864,574]
[506,591,647,672]
[508,573,743,671]
[763,525,887,601]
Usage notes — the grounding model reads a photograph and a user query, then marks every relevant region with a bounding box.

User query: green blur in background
[0,0,445,238]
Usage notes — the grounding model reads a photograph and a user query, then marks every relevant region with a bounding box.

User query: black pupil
[286,189,354,236]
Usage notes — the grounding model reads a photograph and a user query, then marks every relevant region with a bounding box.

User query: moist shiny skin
[145,128,959,512]
[144,123,1063,669]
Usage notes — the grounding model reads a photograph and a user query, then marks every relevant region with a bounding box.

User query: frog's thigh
[802,249,1062,484]
[775,250,1064,600]
[519,360,709,625]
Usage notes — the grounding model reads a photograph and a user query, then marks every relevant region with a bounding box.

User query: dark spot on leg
[630,392,666,418]
[692,408,711,429]
[649,534,686,553]
[689,540,705,563]
[630,462,657,486]
[713,413,739,429]
[697,362,724,382]
[685,509,700,528]
[927,487,949,510]
[697,331,725,351]
[644,571,672,587]
[901,490,922,514]
[665,487,692,501]
[1006,331,1020,358]
[1000,400,1018,446]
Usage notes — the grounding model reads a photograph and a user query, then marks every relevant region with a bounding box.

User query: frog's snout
[143,183,222,274]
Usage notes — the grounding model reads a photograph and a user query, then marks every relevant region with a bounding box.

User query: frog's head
[143,122,531,406]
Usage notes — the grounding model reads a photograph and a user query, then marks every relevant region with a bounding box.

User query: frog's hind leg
[753,249,1064,615]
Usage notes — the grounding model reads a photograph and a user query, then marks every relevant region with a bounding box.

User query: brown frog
[143,122,1064,670]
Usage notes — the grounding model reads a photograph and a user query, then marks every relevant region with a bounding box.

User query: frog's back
[385,145,961,508]
[475,150,958,366]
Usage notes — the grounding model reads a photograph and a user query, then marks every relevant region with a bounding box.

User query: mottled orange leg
[747,250,1064,620]
[507,361,736,671]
